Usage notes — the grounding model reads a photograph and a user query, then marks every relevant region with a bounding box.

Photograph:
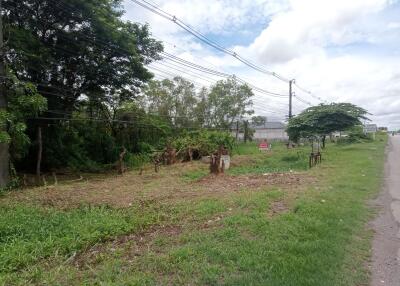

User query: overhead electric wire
[150,61,219,84]
[293,82,328,104]
[54,0,322,111]
[20,0,293,117]
[32,1,290,102]
[129,0,289,82]
[161,52,288,97]
[128,0,332,105]
[148,65,288,113]
[293,95,312,107]
[36,113,232,131]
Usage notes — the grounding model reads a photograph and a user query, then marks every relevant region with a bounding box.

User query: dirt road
[371,135,400,285]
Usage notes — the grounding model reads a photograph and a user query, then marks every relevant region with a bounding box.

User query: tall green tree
[142,77,198,128]
[5,0,163,111]
[287,103,369,148]
[206,77,254,129]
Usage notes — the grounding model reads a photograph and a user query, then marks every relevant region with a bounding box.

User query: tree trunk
[118,146,127,174]
[322,135,326,149]
[165,145,176,165]
[36,126,42,184]
[244,121,248,143]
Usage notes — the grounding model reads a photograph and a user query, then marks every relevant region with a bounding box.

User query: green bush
[172,130,236,159]
[337,126,373,145]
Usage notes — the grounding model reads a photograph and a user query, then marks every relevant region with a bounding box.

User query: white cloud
[387,22,400,29]
[246,0,387,64]
[123,0,288,37]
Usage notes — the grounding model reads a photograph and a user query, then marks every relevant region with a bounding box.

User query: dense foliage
[2,0,253,177]
[172,130,236,160]
[1,75,47,160]
[140,77,254,129]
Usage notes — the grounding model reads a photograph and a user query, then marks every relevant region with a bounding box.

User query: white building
[252,122,288,141]
[232,121,289,141]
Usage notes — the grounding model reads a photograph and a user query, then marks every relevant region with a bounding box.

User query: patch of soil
[268,200,289,217]
[73,224,183,268]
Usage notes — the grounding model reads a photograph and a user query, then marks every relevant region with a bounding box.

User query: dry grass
[1,159,315,209]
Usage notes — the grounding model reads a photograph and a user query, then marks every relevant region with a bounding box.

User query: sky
[122,0,400,129]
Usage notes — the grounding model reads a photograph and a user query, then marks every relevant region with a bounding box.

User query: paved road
[371,136,400,285]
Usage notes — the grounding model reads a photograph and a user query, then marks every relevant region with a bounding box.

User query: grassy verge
[0,136,387,285]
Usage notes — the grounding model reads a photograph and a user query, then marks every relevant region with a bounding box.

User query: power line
[161,52,288,97]
[128,0,330,106]
[14,0,295,118]
[129,0,289,82]
[23,1,290,102]
[147,65,288,114]
[293,82,328,104]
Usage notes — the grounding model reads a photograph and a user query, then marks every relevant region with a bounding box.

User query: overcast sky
[122,0,400,129]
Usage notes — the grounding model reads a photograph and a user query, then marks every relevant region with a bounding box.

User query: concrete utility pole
[288,79,295,119]
[0,0,10,188]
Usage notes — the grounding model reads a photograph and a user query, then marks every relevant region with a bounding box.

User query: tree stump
[165,145,177,165]
[210,145,227,174]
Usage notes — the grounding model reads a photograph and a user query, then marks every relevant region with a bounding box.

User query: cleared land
[0,138,386,285]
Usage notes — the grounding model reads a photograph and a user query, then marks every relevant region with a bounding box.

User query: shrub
[337,126,373,145]
[172,130,236,160]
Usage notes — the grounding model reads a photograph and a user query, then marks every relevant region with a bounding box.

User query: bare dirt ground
[371,136,400,286]
[2,159,314,209]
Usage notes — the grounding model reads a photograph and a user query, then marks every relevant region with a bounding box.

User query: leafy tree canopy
[141,76,254,129]
[251,116,267,127]
[206,77,254,128]
[287,103,369,142]
[1,74,47,160]
[4,0,163,111]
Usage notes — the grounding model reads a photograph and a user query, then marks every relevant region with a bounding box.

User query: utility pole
[0,0,10,188]
[289,79,295,119]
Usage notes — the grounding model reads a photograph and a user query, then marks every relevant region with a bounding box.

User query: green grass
[181,169,209,181]
[0,205,155,273]
[0,136,387,285]
[230,143,309,175]
[233,142,261,155]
